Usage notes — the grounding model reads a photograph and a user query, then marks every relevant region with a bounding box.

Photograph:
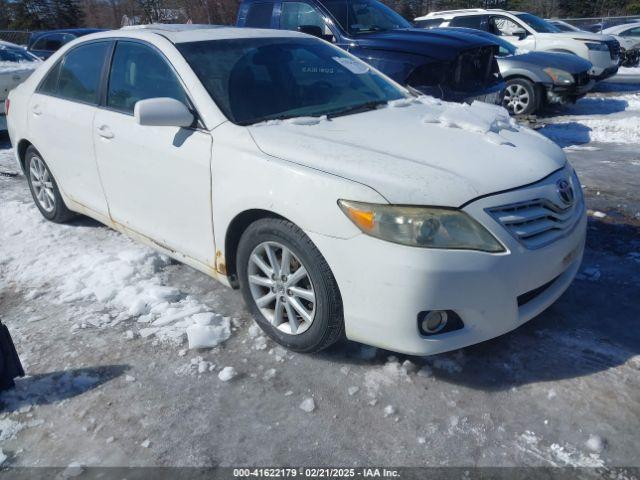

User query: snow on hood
[248,97,565,206]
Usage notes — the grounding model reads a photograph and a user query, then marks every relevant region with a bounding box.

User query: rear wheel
[25,146,75,223]
[503,78,540,115]
[237,218,344,353]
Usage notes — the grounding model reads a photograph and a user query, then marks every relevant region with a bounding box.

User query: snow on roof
[119,24,307,43]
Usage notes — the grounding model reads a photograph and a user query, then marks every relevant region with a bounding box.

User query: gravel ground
[0,87,639,472]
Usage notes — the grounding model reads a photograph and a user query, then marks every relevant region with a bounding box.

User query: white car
[415,9,620,80]
[601,21,640,41]
[6,26,586,355]
[1,40,41,130]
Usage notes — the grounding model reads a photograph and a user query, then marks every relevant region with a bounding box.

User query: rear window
[245,2,275,28]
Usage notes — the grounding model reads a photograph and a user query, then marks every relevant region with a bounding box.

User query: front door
[92,40,215,267]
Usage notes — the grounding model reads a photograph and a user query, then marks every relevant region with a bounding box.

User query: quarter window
[53,41,110,104]
[106,41,189,114]
[245,2,275,28]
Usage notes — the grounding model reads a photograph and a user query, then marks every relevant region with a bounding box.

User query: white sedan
[1,40,41,130]
[6,25,586,355]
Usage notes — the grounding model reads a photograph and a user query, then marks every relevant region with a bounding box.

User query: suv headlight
[338,200,504,252]
[543,67,575,85]
[585,42,609,51]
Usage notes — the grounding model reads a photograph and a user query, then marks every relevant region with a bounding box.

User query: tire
[237,218,344,353]
[25,146,75,223]
[502,78,540,115]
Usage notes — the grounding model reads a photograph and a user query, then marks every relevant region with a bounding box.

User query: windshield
[0,46,39,63]
[515,13,561,33]
[178,37,406,125]
[321,0,412,35]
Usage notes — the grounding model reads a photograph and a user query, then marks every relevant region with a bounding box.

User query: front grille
[451,45,499,90]
[606,40,620,60]
[573,71,590,86]
[487,197,584,250]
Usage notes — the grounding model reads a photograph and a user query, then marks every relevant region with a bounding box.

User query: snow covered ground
[0,88,639,470]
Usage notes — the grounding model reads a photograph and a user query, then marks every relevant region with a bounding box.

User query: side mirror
[297,25,323,38]
[513,28,528,40]
[134,97,194,128]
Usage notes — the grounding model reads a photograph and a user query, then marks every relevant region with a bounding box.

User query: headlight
[543,67,575,85]
[585,42,609,52]
[338,200,504,252]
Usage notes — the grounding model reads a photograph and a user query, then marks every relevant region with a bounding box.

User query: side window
[491,16,524,36]
[107,41,189,115]
[38,61,63,94]
[621,27,640,37]
[281,2,334,40]
[33,33,64,52]
[56,41,110,104]
[245,2,275,28]
[450,15,489,31]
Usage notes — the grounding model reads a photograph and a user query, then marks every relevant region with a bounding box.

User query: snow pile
[617,66,640,76]
[0,199,228,349]
[417,96,519,146]
[540,93,640,146]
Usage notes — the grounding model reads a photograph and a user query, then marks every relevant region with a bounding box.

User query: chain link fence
[0,30,33,47]
[562,16,640,33]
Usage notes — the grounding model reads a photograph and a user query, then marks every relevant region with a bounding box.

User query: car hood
[247,99,566,207]
[536,31,617,43]
[501,50,592,73]
[354,28,496,61]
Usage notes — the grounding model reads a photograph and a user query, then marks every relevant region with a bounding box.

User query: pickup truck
[236,0,504,103]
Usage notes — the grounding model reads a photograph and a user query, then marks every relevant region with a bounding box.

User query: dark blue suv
[236,0,504,103]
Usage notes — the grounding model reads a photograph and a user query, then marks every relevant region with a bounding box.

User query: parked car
[7,25,586,356]
[438,28,594,114]
[1,40,41,131]
[27,29,105,59]
[601,21,640,40]
[549,20,640,67]
[601,21,640,66]
[236,0,504,104]
[415,9,620,80]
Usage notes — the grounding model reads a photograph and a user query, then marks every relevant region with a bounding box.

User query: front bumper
[545,78,596,103]
[591,64,619,81]
[310,168,586,356]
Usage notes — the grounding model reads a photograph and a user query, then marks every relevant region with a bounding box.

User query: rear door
[92,40,215,266]
[27,40,111,215]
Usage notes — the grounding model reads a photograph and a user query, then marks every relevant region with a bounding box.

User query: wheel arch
[16,139,34,173]
[224,209,290,288]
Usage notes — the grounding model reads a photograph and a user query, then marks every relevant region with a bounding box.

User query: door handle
[97,125,114,139]
[31,105,42,116]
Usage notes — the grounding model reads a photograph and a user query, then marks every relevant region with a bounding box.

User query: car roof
[89,24,309,44]
[602,21,640,33]
[416,9,524,20]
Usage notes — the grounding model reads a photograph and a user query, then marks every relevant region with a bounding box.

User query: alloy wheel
[247,241,316,335]
[504,84,530,115]
[29,155,56,213]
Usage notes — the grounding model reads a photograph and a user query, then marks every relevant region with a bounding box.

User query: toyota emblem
[557,179,574,205]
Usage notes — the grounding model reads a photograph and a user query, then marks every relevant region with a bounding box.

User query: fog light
[421,310,448,334]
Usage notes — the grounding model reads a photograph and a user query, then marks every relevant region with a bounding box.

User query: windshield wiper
[326,100,388,119]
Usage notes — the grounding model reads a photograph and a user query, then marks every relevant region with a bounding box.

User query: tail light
[4,98,9,116]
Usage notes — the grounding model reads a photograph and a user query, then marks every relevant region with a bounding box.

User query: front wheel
[25,146,75,223]
[502,78,540,115]
[237,218,344,353]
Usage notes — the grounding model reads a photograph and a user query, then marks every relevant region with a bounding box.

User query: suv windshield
[515,13,561,33]
[321,0,412,34]
[177,37,406,125]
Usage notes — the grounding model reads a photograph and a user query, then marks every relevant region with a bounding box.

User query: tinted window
[281,2,325,30]
[38,61,63,94]
[32,33,75,52]
[450,15,488,31]
[245,2,274,28]
[107,41,188,114]
[55,42,110,104]
[177,37,405,125]
[0,47,39,62]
